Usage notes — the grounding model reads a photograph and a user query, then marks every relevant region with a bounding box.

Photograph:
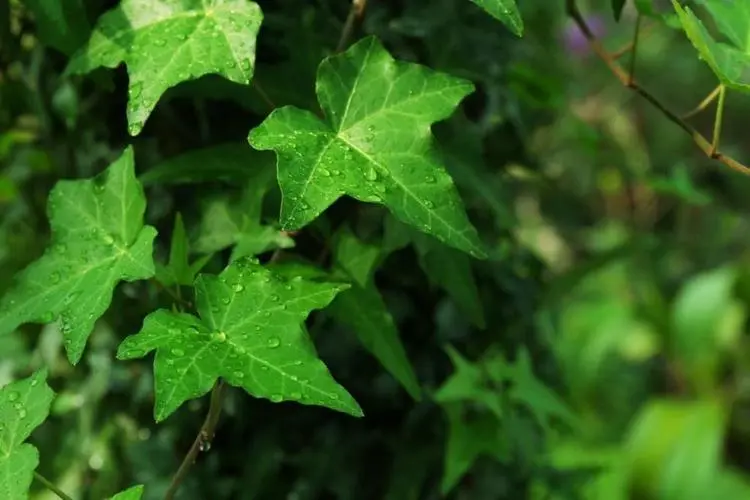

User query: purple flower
[563,15,607,56]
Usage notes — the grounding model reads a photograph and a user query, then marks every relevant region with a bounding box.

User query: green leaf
[194,178,294,261]
[110,485,144,500]
[611,0,627,21]
[0,370,55,500]
[117,257,361,421]
[434,346,504,419]
[672,0,750,92]
[155,213,210,287]
[249,36,486,258]
[440,403,509,494]
[23,0,90,55]
[412,232,485,328]
[670,266,738,391]
[468,0,523,36]
[0,147,157,364]
[140,143,265,186]
[66,0,263,135]
[327,230,421,400]
[626,398,726,500]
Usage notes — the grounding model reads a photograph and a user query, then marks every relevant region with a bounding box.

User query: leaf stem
[34,472,74,500]
[565,0,750,176]
[627,14,642,85]
[336,0,367,53]
[682,84,722,120]
[711,84,726,157]
[164,381,226,500]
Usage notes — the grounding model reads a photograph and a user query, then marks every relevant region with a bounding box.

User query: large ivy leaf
[0,370,55,500]
[23,0,90,55]
[327,229,421,400]
[249,36,486,258]
[66,0,263,135]
[110,485,144,500]
[672,0,750,92]
[117,257,361,421]
[468,0,523,36]
[0,147,157,364]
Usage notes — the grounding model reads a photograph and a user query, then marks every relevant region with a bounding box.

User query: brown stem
[565,0,750,176]
[164,381,226,500]
[336,0,368,52]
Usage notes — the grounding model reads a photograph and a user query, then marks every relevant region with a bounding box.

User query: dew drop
[425,200,434,209]
[319,168,331,177]
[171,348,185,357]
[7,391,19,402]
[232,283,245,293]
[270,394,283,403]
[364,167,378,181]
[290,391,302,400]
[270,294,280,302]
[267,337,281,348]
[103,234,115,245]
[233,371,245,379]
[50,272,61,284]
[18,408,27,419]
[425,175,436,184]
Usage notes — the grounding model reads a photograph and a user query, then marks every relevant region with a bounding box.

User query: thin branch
[34,472,74,500]
[164,381,226,500]
[565,0,750,176]
[711,84,726,156]
[682,84,722,119]
[627,14,642,85]
[336,0,367,52]
[612,20,656,60]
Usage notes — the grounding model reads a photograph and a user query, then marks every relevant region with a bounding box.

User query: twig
[336,0,367,52]
[627,14,642,85]
[34,472,74,500]
[565,0,750,176]
[612,21,656,60]
[164,381,226,500]
[682,84,722,119]
[711,84,726,156]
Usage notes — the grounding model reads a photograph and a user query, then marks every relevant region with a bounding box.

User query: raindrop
[18,408,27,419]
[424,175,436,184]
[290,391,302,400]
[233,371,245,379]
[7,391,19,402]
[270,394,283,403]
[50,272,61,284]
[232,283,245,293]
[424,200,434,209]
[103,234,115,245]
[270,294,280,302]
[171,348,185,357]
[267,337,281,348]
[364,167,378,181]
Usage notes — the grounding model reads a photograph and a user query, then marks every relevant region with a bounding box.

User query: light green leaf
[327,230,421,400]
[672,0,750,92]
[468,0,523,36]
[626,398,726,500]
[0,147,157,364]
[249,36,486,258]
[23,0,90,55]
[434,346,504,419]
[66,0,263,135]
[117,257,361,421]
[440,403,509,494]
[0,370,55,500]
[671,266,738,391]
[140,143,265,186]
[155,213,210,287]
[110,485,144,500]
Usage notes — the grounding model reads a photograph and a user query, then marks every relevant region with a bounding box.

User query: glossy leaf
[249,36,486,258]
[327,230,421,400]
[0,370,55,500]
[67,0,263,135]
[435,346,503,419]
[672,0,750,92]
[117,257,361,421]
[110,485,144,500]
[468,0,523,36]
[0,147,157,364]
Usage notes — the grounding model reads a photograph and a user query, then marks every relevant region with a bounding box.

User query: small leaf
[0,147,157,364]
[66,0,264,135]
[155,213,209,287]
[612,0,627,21]
[117,257,361,421]
[468,0,523,36]
[110,485,144,500]
[249,36,486,258]
[327,230,421,400]
[0,370,55,500]
[434,346,503,419]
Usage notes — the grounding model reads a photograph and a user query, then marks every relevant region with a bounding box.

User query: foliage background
[4,0,750,498]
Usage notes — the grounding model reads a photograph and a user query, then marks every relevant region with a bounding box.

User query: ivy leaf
[110,485,144,500]
[440,403,509,495]
[468,0,523,36]
[23,0,90,55]
[611,0,627,21]
[0,370,55,500]
[155,213,210,287]
[434,346,503,419]
[327,230,421,400]
[0,147,157,364]
[66,0,263,135]
[117,257,361,421]
[672,0,750,92]
[249,36,486,259]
